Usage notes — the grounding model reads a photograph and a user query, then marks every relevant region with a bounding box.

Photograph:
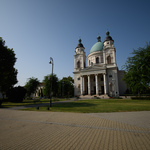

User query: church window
[109,75,112,78]
[84,62,86,68]
[107,56,111,64]
[96,57,99,64]
[77,61,80,68]
[89,60,90,66]
[107,42,109,44]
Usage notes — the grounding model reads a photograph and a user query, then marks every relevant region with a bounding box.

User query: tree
[43,74,58,98]
[58,76,74,98]
[7,86,26,102]
[25,77,40,97]
[123,42,150,94]
[0,37,18,98]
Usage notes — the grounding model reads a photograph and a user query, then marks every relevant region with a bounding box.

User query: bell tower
[103,31,117,66]
[74,38,86,72]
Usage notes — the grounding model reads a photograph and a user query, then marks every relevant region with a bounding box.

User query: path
[0,109,150,149]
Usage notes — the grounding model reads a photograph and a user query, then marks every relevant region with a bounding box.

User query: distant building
[73,31,127,97]
[30,82,44,98]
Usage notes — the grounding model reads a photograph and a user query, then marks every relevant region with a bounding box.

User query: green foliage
[25,77,40,97]
[0,37,18,97]
[7,86,26,102]
[58,76,74,98]
[43,74,58,97]
[123,42,150,94]
[131,97,150,100]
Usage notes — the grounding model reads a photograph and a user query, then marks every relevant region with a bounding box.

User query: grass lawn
[0,98,72,108]
[23,99,150,113]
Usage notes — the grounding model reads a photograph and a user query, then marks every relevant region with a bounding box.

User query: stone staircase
[80,95,110,99]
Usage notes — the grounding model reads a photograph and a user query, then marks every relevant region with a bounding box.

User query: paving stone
[0,109,150,150]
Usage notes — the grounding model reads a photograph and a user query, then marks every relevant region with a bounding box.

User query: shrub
[0,99,3,106]
[7,86,26,102]
[131,97,150,100]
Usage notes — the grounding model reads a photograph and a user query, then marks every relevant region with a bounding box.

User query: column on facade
[103,52,106,64]
[74,56,76,69]
[82,56,84,69]
[113,51,116,64]
[103,73,107,95]
[80,76,83,95]
[88,75,91,95]
[95,74,99,95]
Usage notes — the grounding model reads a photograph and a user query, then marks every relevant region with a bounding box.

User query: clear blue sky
[0,0,150,86]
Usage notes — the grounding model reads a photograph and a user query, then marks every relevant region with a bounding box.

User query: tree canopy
[0,37,18,98]
[58,76,74,98]
[7,86,26,102]
[24,77,40,97]
[123,42,150,94]
[43,74,59,98]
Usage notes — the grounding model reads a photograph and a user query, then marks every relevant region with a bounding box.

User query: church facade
[73,31,127,97]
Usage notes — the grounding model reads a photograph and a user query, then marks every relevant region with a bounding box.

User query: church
[73,31,127,97]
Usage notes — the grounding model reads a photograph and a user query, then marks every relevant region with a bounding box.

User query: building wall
[74,73,81,96]
[107,68,119,96]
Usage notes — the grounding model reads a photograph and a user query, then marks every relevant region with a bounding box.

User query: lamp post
[49,57,53,107]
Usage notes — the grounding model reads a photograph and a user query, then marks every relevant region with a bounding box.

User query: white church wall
[74,74,81,96]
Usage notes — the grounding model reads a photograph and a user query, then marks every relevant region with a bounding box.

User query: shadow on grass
[53,102,97,108]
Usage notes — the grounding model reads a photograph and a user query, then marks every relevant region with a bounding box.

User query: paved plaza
[0,109,150,150]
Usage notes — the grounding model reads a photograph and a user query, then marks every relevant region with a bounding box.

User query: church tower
[74,39,86,72]
[103,31,119,96]
[103,31,117,67]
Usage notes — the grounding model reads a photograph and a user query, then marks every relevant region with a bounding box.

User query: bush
[26,97,33,100]
[75,95,80,99]
[0,99,3,106]
[7,86,26,102]
[131,97,150,100]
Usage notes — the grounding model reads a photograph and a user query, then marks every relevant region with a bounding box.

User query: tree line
[25,75,74,99]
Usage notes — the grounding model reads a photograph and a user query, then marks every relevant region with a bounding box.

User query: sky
[0,0,150,86]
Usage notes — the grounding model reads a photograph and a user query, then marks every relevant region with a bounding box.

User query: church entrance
[101,86,104,94]
[94,86,96,95]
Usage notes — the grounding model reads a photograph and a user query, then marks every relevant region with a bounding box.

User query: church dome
[90,36,104,53]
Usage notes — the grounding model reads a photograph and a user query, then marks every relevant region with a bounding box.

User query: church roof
[104,31,114,42]
[76,38,84,48]
[90,36,104,54]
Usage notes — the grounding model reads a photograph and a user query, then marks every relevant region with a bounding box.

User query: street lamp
[49,57,53,107]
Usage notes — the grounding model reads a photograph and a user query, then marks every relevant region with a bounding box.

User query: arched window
[96,57,99,64]
[77,61,80,68]
[107,56,111,64]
